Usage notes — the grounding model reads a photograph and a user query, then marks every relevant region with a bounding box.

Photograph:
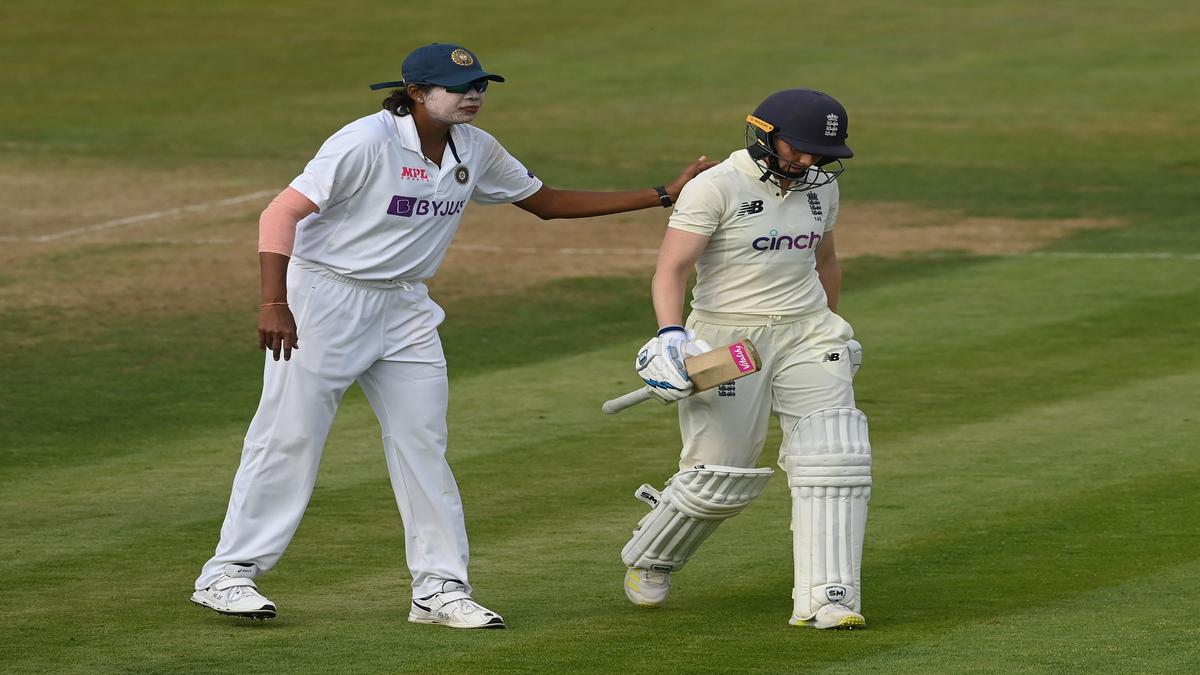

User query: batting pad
[622,465,774,573]
[782,407,871,619]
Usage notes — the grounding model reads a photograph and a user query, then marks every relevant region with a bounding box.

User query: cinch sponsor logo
[401,167,431,182]
[751,229,823,251]
[387,196,466,218]
[729,344,754,373]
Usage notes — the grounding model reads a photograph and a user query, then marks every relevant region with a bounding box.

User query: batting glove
[847,338,862,377]
[684,329,714,359]
[636,326,693,403]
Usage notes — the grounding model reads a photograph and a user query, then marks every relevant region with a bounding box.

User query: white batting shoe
[408,584,505,629]
[191,564,277,620]
[624,567,671,607]
[790,603,866,630]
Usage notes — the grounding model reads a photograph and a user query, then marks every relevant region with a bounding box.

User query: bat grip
[602,387,655,415]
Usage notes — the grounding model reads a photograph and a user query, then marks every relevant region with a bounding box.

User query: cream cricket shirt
[289,110,542,281]
[668,149,840,316]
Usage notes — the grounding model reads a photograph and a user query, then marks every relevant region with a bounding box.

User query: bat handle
[602,387,655,415]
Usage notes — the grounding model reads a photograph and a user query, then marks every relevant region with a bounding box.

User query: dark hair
[382,84,431,117]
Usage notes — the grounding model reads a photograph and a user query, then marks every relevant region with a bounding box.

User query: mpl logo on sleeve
[728,343,755,373]
[387,195,466,218]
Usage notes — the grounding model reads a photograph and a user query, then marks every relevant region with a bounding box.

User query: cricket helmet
[745,89,853,192]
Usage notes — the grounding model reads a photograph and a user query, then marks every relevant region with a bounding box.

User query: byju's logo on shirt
[736,200,764,217]
[401,167,431,182]
[387,196,466,218]
[751,229,823,251]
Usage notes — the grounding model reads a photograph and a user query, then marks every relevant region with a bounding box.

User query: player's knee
[781,407,871,466]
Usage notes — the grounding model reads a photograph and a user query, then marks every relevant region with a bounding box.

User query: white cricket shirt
[668,149,840,315]
[289,110,543,280]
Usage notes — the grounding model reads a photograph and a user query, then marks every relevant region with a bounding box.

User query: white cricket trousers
[197,258,471,598]
[678,308,857,469]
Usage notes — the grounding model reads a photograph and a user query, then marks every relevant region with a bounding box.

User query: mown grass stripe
[2,359,1196,670]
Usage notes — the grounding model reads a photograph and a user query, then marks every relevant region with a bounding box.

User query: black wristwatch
[654,185,673,208]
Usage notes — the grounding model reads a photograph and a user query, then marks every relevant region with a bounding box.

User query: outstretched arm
[514,156,717,220]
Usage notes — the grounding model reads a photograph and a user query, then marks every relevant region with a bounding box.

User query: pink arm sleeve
[258,187,319,256]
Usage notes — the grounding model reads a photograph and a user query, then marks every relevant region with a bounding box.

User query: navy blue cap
[369,43,505,91]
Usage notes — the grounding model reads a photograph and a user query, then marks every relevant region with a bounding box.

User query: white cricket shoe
[790,603,866,630]
[191,563,277,620]
[408,584,504,629]
[624,567,671,607]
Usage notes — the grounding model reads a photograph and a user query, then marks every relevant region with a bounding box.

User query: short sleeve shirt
[289,110,542,281]
[668,149,840,315]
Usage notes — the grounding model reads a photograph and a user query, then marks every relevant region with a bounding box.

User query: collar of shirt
[391,112,464,164]
[728,148,788,198]
[728,149,763,178]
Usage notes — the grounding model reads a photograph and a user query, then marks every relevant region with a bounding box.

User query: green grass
[3,0,1200,672]
[4,257,1199,673]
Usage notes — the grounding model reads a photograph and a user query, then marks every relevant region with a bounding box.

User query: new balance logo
[822,352,841,362]
[736,200,764,216]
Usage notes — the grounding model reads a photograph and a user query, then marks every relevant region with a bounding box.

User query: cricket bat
[602,338,762,415]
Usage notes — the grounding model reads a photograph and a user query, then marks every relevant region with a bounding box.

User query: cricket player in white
[621,89,871,629]
[190,42,715,628]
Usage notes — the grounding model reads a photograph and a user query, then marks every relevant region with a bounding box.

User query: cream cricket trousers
[678,308,857,470]
[197,259,472,598]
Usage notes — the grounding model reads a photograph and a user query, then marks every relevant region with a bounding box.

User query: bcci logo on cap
[450,48,474,66]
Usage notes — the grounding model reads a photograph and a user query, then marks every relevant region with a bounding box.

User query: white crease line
[3,215,1198,263]
[3,237,1198,262]
[0,236,245,245]
[18,190,277,242]
[451,244,659,255]
[453,247,1200,260]
[922,251,1200,261]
